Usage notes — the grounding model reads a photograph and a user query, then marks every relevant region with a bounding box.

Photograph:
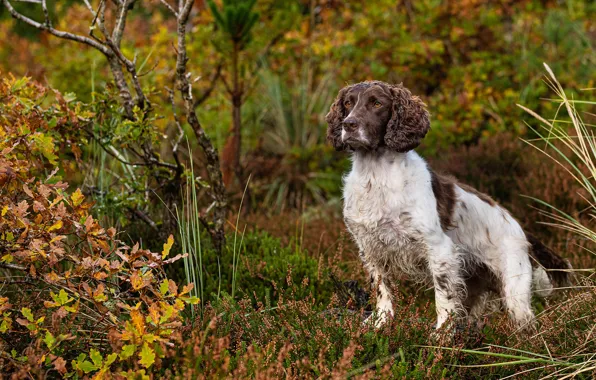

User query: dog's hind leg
[498,237,535,329]
[427,234,466,329]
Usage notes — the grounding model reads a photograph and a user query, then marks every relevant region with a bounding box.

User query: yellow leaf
[1,206,8,216]
[71,189,84,207]
[161,235,174,259]
[139,343,155,368]
[47,220,63,232]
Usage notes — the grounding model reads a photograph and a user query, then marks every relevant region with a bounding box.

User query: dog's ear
[384,84,430,152]
[325,86,351,151]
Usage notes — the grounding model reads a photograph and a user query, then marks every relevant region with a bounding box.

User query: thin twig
[3,0,110,54]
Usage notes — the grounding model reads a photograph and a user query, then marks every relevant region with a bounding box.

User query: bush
[0,74,197,378]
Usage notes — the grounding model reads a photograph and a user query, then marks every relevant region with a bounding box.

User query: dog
[326,81,571,329]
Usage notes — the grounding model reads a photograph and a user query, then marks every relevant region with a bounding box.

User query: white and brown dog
[326,81,570,329]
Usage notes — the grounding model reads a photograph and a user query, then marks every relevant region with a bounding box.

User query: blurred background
[1,0,595,298]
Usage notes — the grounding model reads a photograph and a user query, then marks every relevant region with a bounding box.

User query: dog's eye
[373,101,382,108]
[344,101,352,108]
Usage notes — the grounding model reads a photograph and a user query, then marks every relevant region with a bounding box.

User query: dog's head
[325,81,430,152]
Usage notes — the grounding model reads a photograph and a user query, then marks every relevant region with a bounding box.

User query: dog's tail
[526,233,572,297]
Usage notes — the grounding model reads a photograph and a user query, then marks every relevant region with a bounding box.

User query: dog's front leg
[427,234,465,329]
[362,262,393,328]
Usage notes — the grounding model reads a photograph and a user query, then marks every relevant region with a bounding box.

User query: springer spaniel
[326,81,570,329]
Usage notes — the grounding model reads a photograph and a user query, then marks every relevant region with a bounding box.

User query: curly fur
[384,85,430,152]
[326,81,430,152]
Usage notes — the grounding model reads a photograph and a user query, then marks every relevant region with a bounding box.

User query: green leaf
[105,353,118,367]
[21,307,34,322]
[139,343,155,368]
[159,279,169,296]
[44,331,56,349]
[63,92,77,103]
[77,360,98,373]
[89,348,103,367]
[184,296,200,305]
[11,77,28,92]
[120,344,136,360]
[58,289,72,305]
[30,133,58,165]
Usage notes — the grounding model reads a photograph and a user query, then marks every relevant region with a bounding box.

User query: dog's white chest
[341,151,433,280]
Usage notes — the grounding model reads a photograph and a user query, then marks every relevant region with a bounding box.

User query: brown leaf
[54,201,67,218]
[168,280,178,296]
[84,214,94,232]
[52,356,67,374]
[15,200,29,217]
[55,307,68,319]
[22,184,34,198]
[81,257,94,269]
[33,200,45,212]
[37,184,51,199]
[164,253,188,264]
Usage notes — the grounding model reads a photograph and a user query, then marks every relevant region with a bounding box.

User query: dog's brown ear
[384,84,430,152]
[325,86,351,151]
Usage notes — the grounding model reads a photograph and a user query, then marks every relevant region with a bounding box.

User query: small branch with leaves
[5,0,228,253]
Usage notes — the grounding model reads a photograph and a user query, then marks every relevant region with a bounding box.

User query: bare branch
[113,0,136,46]
[175,0,228,252]
[3,0,110,54]
[41,0,50,27]
[88,131,178,170]
[159,0,178,16]
[0,262,26,272]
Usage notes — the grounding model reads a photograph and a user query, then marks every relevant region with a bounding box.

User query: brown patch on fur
[429,171,457,232]
[526,232,571,288]
[457,182,496,206]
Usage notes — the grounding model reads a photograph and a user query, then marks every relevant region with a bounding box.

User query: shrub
[0,74,197,377]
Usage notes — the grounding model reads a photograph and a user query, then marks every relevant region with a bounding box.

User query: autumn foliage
[0,75,198,378]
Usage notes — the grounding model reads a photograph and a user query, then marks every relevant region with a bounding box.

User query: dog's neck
[350,148,413,177]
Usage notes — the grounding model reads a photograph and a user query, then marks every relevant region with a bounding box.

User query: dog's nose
[343,117,358,131]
